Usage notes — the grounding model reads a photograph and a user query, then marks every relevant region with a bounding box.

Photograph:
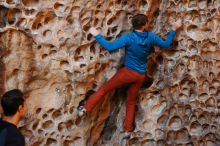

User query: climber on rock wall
[0,89,27,146]
[77,14,182,138]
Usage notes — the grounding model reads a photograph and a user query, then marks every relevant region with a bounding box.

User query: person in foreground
[77,14,182,138]
[0,89,27,146]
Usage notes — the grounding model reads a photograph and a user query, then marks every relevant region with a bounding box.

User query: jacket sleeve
[95,34,128,51]
[150,30,176,48]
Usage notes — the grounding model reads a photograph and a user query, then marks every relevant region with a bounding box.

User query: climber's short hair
[132,14,148,30]
[1,89,24,116]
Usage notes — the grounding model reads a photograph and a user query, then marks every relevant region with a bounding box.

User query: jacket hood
[133,30,149,46]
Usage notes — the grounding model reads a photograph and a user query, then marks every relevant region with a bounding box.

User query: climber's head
[132,14,148,31]
[1,89,27,121]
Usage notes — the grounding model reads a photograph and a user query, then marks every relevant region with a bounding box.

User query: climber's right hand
[89,27,99,36]
[171,20,182,30]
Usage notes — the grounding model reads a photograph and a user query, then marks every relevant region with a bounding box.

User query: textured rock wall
[0,0,220,146]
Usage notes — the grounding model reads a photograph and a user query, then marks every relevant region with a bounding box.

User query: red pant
[84,67,145,132]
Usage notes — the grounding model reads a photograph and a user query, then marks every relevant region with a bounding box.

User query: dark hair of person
[131,14,148,30]
[1,89,24,116]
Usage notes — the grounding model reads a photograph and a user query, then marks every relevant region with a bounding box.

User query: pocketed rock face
[0,0,220,146]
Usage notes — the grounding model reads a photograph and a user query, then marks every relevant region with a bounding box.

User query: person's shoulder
[7,125,23,137]
[127,31,134,35]
[123,31,135,38]
[148,31,157,36]
[117,32,131,41]
[1,120,24,139]
[0,119,13,129]
[0,119,4,129]
[6,126,25,145]
[147,32,159,41]
[121,32,134,43]
[0,119,25,146]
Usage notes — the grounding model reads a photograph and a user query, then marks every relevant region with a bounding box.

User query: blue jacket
[95,30,176,74]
